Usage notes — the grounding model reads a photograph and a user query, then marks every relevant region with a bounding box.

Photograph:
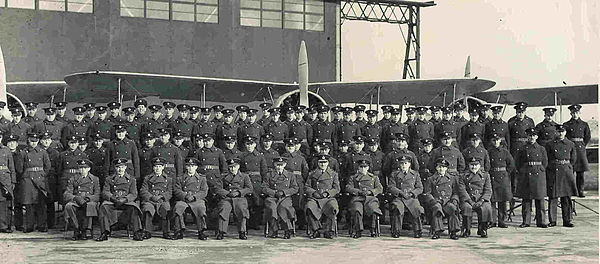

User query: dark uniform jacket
[544,138,577,198]
[535,119,558,147]
[16,146,51,204]
[409,120,435,151]
[0,146,15,202]
[87,118,112,141]
[388,169,424,216]
[515,142,548,200]
[61,120,89,148]
[460,121,485,150]
[101,173,140,212]
[563,118,591,171]
[140,172,173,216]
[312,120,337,150]
[457,170,492,205]
[488,146,515,202]
[484,118,510,150]
[428,145,465,174]
[507,116,533,155]
[105,138,140,179]
[462,145,491,172]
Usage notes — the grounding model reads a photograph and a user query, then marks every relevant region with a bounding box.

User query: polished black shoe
[431,231,440,240]
[414,230,422,238]
[0,228,13,233]
[536,224,548,228]
[477,229,488,238]
[548,222,557,227]
[498,223,508,228]
[519,223,530,228]
[198,230,207,240]
[391,231,400,238]
[563,222,574,228]
[133,230,144,241]
[37,227,48,232]
[370,230,377,237]
[461,229,470,238]
[172,230,184,240]
[489,223,497,228]
[215,231,225,240]
[15,226,23,232]
[352,231,362,239]
[72,230,81,241]
[269,231,278,238]
[95,231,110,241]
[577,192,585,198]
[283,230,291,239]
[323,231,334,239]
[239,231,248,240]
[142,231,152,240]
[162,233,175,240]
[308,230,319,239]
[449,231,459,240]
[23,228,34,233]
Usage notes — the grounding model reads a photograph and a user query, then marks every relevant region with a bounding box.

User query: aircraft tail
[464,56,471,78]
[298,41,309,107]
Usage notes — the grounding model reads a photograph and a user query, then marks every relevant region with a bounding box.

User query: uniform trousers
[522,199,546,226]
[548,197,573,224]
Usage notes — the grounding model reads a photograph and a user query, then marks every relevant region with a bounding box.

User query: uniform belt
[322,139,332,143]
[514,138,528,142]
[182,137,191,141]
[491,167,506,172]
[247,171,261,176]
[292,171,302,175]
[300,139,308,143]
[448,168,458,172]
[102,138,110,143]
[25,167,44,172]
[272,140,284,144]
[201,165,219,170]
[571,138,584,142]
[553,160,570,165]
[76,191,90,195]
[66,169,80,174]
[0,165,8,170]
[526,161,542,166]
[164,164,175,168]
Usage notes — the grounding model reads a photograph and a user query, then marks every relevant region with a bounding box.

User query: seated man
[173,158,209,240]
[214,158,253,240]
[345,159,383,238]
[387,155,424,238]
[140,157,174,240]
[458,157,492,238]
[423,158,461,240]
[63,159,100,240]
[262,157,298,239]
[305,155,340,239]
[96,158,144,241]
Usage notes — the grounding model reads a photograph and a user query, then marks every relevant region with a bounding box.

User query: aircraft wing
[473,84,599,106]
[308,78,496,105]
[6,81,69,104]
[63,71,298,103]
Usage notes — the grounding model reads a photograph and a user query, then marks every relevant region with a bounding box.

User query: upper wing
[6,81,68,104]
[473,84,598,106]
[308,78,496,105]
[63,71,298,103]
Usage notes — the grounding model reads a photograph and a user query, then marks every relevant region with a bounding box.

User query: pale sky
[342,0,599,90]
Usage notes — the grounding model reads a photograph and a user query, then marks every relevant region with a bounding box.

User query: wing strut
[377,86,381,111]
[267,86,275,104]
[202,83,206,108]
[117,78,122,104]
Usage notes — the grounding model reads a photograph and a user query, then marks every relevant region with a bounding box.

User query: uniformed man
[235,105,249,126]
[194,107,218,137]
[382,108,409,153]
[387,155,424,238]
[563,104,590,197]
[63,159,99,240]
[377,105,394,128]
[141,105,164,136]
[169,104,194,147]
[85,133,107,187]
[264,108,288,154]
[428,132,465,175]
[78,137,88,154]
[140,157,174,240]
[462,133,491,172]
[343,136,373,185]
[281,137,309,229]
[429,106,442,125]
[86,106,112,143]
[544,125,577,227]
[172,132,190,159]
[239,136,267,229]
[54,102,69,123]
[345,159,383,238]
[487,133,515,228]
[312,105,337,151]
[262,157,298,239]
[257,102,272,127]
[434,107,461,149]
[0,133,15,233]
[289,106,313,157]
[354,105,367,128]
[458,157,492,238]
[189,106,200,124]
[0,102,11,138]
[106,102,122,126]
[57,135,88,203]
[96,158,144,241]
[409,106,435,152]
[23,102,41,126]
[61,106,89,148]
[120,107,142,145]
[361,110,382,142]
[304,154,340,239]
[485,105,510,151]
[337,108,361,143]
[423,158,461,240]
[259,134,279,170]
[214,158,253,240]
[309,142,340,172]
[82,103,97,126]
[38,132,59,228]
[222,135,241,161]
[460,109,485,150]
[405,107,416,125]
[16,133,51,232]
[133,98,150,124]
[304,106,318,127]
[237,108,264,148]
[417,138,434,184]
[162,101,177,125]
[331,106,344,125]
[152,128,183,179]
[173,157,209,240]
[210,104,225,125]
[515,128,548,228]
[194,133,227,188]
[216,109,238,150]
[507,102,533,155]
[138,132,157,183]
[452,103,468,129]
[382,133,418,188]
[9,108,32,146]
[365,138,384,184]
[536,108,559,147]
[33,107,64,150]
[104,124,140,181]
[478,104,493,125]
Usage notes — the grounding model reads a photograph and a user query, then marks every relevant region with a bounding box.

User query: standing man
[54,102,69,123]
[106,102,122,126]
[382,108,408,153]
[535,108,558,147]
[86,106,112,144]
[544,125,577,227]
[515,128,548,228]
[460,109,485,150]
[508,102,534,156]
[485,106,510,150]
[33,107,64,150]
[461,133,491,172]
[428,132,465,175]
[120,107,142,145]
[434,107,461,149]
[563,104,591,197]
[312,105,337,152]
[152,128,183,179]
[0,132,15,233]
[61,106,89,148]
[104,125,140,181]
[211,105,225,125]
[23,102,41,126]
[281,138,309,229]
[264,108,288,155]
[239,136,267,230]
[361,110,382,142]
[215,109,238,150]
[9,108,32,146]
[409,106,435,153]
[289,106,313,157]
[57,135,88,203]
[141,105,164,136]
[134,98,150,124]
[487,133,515,228]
